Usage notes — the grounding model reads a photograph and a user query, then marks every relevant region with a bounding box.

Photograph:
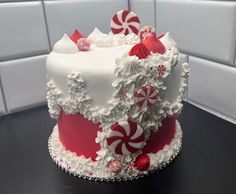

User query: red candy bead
[77,38,90,51]
[134,154,150,171]
[139,26,156,42]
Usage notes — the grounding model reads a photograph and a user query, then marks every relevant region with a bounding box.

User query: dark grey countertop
[0,102,235,194]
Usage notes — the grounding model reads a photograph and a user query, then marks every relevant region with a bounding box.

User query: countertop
[0,102,235,194]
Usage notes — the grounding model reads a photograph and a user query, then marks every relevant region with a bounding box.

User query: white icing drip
[53,34,78,54]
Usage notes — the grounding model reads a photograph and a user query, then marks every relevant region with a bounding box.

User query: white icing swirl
[115,54,144,77]
[88,27,105,44]
[53,34,78,54]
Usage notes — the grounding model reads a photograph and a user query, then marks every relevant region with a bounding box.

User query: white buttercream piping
[94,34,114,47]
[53,34,78,54]
[87,27,106,44]
[48,120,182,180]
[88,27,140,47]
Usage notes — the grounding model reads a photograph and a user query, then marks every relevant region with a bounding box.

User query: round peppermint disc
[134,86,158,108]
[107,121,145,155]
[111,10,140,35]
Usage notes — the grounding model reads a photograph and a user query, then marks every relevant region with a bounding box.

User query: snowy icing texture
[48,120,182,181]
[53,34,78,54]
[116,55,144,77]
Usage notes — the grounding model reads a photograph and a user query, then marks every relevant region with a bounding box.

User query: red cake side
[58,110,176,161]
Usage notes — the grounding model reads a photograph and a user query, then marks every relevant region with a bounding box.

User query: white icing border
[48,120,182,181]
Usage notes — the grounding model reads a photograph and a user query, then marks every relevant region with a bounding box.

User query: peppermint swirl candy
[107,121,145,155]
[111,10,140,35]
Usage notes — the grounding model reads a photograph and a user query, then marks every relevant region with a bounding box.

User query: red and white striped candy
[77,38,90,51]
[111,10,140,35]
[107,121,145,155]
[139,26,156,42]
[134,86,158,108]
[108,160,122,172]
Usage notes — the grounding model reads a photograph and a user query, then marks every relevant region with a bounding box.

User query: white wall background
[0,0,235,124]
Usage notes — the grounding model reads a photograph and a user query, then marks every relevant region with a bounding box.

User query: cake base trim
[48,120,182,181]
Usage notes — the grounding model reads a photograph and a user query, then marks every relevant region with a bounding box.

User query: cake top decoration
[70,30,85,44]
[94,35,113,47]
[143,32,166,54]
[88,27,105,44]
[77,38,90,51]
[53,34,78,54]
[139,26,156,42]
[129,43,150,59]
[111,10,140,35]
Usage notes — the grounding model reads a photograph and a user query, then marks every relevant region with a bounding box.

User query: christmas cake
[47,10,189,181]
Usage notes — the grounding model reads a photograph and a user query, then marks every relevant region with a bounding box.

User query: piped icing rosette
[114,55,143,78]
[129,43,150,59]
[87,27,106,44]
[53,34,78,54]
